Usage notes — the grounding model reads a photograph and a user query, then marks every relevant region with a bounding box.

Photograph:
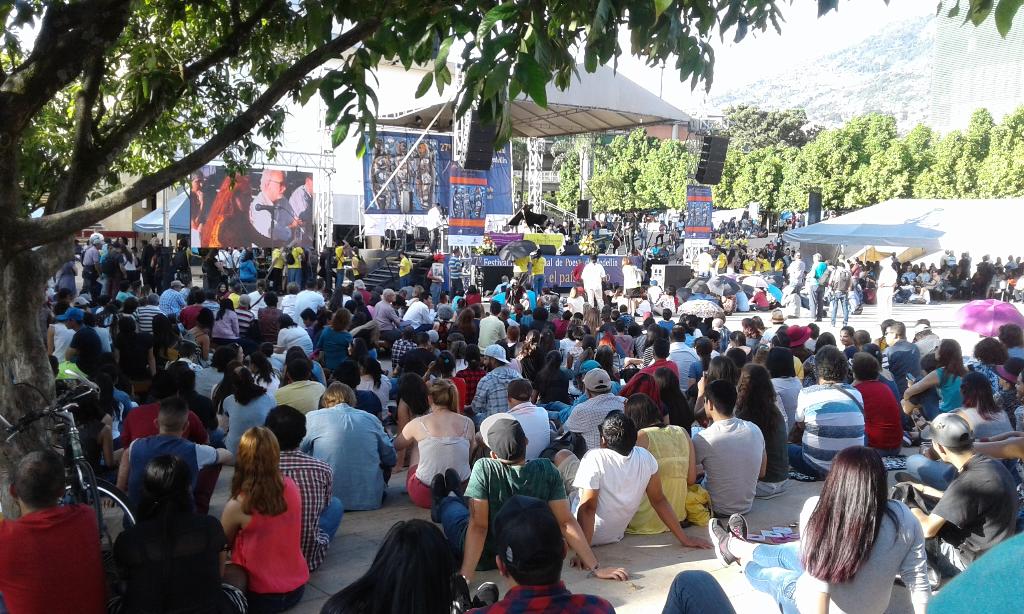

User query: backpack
[817,266,832,287]
[285,250,296,265]
[102,253,120,276]
[830,268,851,292]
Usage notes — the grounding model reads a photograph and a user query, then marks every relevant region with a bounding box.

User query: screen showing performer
[188,166,315,248]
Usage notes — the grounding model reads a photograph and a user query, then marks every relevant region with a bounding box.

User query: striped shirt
[278,450,333,571]
[134,305,163,334]
[795,384,865,473]
[236,308,254,336]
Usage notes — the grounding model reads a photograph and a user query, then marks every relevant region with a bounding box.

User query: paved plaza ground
[206,300,1008,612]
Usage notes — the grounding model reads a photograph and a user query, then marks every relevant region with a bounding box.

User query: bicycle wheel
[65,474,136,539]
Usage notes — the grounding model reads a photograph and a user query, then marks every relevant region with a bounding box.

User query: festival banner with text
[473,254,636,288]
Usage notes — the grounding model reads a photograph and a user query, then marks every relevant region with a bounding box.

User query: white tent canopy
[379,64,690,138]
[784,198,1024,259]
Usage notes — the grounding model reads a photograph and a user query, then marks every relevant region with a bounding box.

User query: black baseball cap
[494,495,564,569]
[922,413,974,449]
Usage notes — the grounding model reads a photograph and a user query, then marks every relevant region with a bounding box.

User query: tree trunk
[0,246,61,518]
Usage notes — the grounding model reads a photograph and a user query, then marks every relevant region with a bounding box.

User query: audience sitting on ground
[693,379,767,517]
[895,413,1018,581]
[851,352,906,456]
[264,405,342,572]
[564,368,626,451]
[572,412,710,550]
[302,383,396,511]
[713,446,931,614]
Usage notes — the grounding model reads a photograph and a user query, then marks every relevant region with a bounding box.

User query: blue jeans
[335,270,346,290]
[247,585,305,614]
[399,275,410,288]
[438,496,470,559]
[542,401,572,426]
[807,284,819,319]
[904,454,956,490]
[662,570,737,614]
[533,274,545,294]
[744,542,802,614]
[319,496,344,540]
[829,292,850,326]
[787,444,827,479]
[286,267,302,287]
[430,281,443,305]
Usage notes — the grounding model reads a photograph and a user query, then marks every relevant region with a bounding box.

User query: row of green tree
[554,105,1024,214]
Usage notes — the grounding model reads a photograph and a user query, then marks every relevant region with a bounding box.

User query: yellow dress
[627,425,691,535]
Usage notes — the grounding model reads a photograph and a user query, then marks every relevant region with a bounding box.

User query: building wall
[930,3,1024,133]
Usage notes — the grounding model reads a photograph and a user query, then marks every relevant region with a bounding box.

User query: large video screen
[189,166,315,249]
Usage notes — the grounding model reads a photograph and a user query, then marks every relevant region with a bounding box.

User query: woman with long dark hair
[190,307,215,364]
[357,356,390,414]
[655,367,693,428]
[903,338,967,413]
[534,349,572,405]
[735,364,789,499]
[212,298,240,346]
[222,366,276,455]
[321,520,458,614]
[151,313,181,369]
[221,427,308,612]
[248,350,280,394]
[624,393,696,536]
[456,307,479,345]
[112,456,247,614]
[712,447,930,614]
[315,308,353,373]
[113,315,156,396]
[395,373,430,471]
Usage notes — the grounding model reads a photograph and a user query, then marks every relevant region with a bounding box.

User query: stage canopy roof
[134,191,191,234]
[378,64,690,138]
[783,198,1024,259]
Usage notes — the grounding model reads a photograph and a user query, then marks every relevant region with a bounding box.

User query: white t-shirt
[572,447,659,545]
[294,289,325,319]
[508,402,552,460]
[281,294,299,319]
[247,291,265,317]
[402,299,433,328]
[622,264,643,290]
[581,262,606,289]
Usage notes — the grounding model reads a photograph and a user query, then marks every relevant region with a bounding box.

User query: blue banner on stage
[473,255,638,288]
[361,131,512,218]
[685,185,713,240]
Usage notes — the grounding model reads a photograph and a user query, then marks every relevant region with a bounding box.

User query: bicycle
[1,372,136,561]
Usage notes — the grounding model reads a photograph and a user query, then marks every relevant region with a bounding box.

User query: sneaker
[894,471,916,485]
[444,468,462,498]
[728,513,749,541]
[708,519,738,566]
[430,474,449,523]
[473,582,499,607]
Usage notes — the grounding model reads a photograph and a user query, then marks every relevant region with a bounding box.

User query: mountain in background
[710,15,935,132]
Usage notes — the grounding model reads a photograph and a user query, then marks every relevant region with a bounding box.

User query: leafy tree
[722,105,818,151]
[978,106,1024,197]
[636,139,693,210]
[729,146,794,212]
[0,0,1018,510]
[712,146,745,209]
[0,0,824,507]
[555,148,581,212]
[589,129,655,212]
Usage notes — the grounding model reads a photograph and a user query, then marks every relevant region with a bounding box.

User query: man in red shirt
[637,337,680,379]
[0,451,107,613]
[851,352,904,454]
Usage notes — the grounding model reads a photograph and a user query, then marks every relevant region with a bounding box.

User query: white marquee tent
[783,198,1024,261]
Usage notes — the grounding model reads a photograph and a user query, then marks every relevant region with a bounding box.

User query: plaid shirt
[470,365,521,419]
[469,582,615,614]
[391,339,416,366]
[456,367,487,406]
[278,450,333,571]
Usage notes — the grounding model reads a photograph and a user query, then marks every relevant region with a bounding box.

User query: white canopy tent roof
[133,191,191,234]
[378,64,690,137]
[783,198,1024,260]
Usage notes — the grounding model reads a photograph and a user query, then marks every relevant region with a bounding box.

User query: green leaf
[435,35,455,71]
[995,0,1023,35]
[653,0,673,19]
[415,72,433,98]
[515,53,547,107]
[477,3,520,41]
[817,0,840,17]
[945,0,961,18]
[968,0,994,25]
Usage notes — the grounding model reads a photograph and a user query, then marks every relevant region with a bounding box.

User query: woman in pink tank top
[222,426,309,613]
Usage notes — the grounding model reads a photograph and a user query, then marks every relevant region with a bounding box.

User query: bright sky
[616,0,935,113]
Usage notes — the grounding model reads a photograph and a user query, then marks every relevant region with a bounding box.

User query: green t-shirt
[463,458,566,569]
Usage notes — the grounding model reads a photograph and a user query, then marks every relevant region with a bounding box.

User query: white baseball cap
[483,344,509,364]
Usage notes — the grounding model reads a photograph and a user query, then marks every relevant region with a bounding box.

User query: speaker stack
[807,190,823,225]
[576,199,591,220]
[457,110,498,171]
[695,135,730,185]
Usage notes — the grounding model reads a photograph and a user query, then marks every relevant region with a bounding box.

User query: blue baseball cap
[56,307,85,323]
[579,359,601,374]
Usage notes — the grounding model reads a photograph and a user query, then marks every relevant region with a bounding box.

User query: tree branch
[13,19,381,250]
[47,0,281,217]
[48,57,106,215]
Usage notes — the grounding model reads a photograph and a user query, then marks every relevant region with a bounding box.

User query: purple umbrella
[956,299,1024,337]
